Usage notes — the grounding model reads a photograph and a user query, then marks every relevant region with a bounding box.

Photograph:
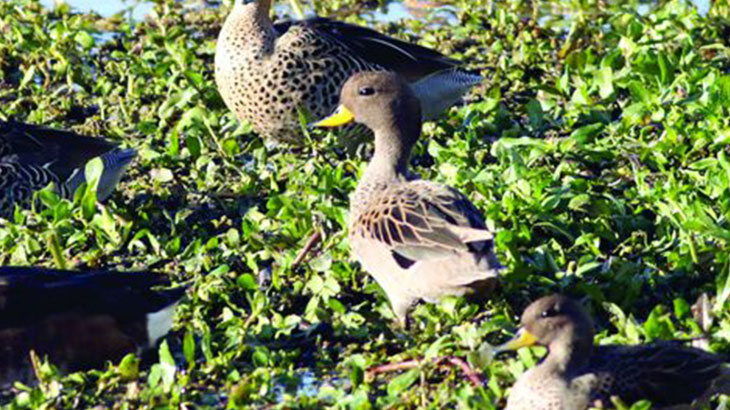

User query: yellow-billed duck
[312,72,500,325]
[215,0,482,143]
[497,294,730,410]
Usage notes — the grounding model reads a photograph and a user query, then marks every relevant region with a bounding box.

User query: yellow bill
[311,105,355,128]
[495,328,538,353]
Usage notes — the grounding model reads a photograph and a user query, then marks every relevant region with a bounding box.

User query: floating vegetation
[1,0,730,408]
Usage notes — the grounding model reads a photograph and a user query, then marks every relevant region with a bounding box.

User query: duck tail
[64,147,137,201]
[96,147,137,200]
[144,289,185,347]
[410,68,484,121]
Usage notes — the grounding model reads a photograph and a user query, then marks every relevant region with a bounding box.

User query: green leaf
[657,53,673,85]
[185,135,202,159]
[570,123,604,144]
[118,354,140,381]
[643,305,673,340]
[237,273,258,290]
[628,400,652,410]
[84,157,104,190]
[568,194,591,212]
[201,332,213,363]
[74,31,95,50]
[151,168,174,183]
[19,65,36,89]
[81,157,104,219]
[594,66,614,99]
[526,99,544,130]
[424,335,450,361]
[576,261,602,277]
[183,331,196,368]
[628,81,649,104]
[252,346,270,367]
[158,340,176,391]
[387,369,419,397]
[309,252,333,272]
[348,360,364,388]
[673,298,690,319]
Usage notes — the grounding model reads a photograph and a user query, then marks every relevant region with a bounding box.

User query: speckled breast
[216,26,375,143]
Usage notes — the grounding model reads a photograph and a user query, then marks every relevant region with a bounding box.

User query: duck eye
[540,307,559,318]
[358,87,375,96]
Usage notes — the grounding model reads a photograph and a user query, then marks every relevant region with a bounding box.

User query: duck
[0,266,185,388]
[496,294,730,410]
[311,72,500,325]
[215,0,482,143]
[0,121,136,218]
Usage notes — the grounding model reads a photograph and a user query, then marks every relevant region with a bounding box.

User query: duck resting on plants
[215,0,482,143]
[497,294,730,410]
[0,121,136,218]
[0,267,185,388]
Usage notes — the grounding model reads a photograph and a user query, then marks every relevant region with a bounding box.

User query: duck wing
[586,343,729,407]
[275,17,460,81]
[0,121,118,181]
[0,266,185,329]
[352,180,495,268]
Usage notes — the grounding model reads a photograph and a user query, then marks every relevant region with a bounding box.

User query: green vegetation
[1,0,730,408]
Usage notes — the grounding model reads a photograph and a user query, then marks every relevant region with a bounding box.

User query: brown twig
[291,230,322,271]
[366,356,484,388]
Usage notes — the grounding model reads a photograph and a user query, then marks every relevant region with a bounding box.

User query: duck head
[312,72,423,175]
[497,295,595,372]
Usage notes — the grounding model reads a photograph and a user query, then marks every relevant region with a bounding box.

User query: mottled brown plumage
[0,267,184,388]
[215,0,482,143]
[498,295,730,410]
[313,72,500,324]
[0,121,135,217]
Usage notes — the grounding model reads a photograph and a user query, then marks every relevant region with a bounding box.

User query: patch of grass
[1,0,730,408]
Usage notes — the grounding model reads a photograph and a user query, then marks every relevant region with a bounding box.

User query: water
[370,1,458,24]
[39,0,442,22]
[39,0,155,20]
[693,0,710,15]
[39,0,713,22]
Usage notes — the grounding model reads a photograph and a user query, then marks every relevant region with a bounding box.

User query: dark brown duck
[0,267,184,388]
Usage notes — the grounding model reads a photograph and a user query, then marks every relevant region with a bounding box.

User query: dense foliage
[1,0,730,408]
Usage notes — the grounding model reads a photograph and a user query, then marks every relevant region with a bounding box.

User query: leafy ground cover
[1,0,730,408]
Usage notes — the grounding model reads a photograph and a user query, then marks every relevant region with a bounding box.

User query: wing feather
[353,181,494,266]
[275,17,460,81]
[588,344,726,406]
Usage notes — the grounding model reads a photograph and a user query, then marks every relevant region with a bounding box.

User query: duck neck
[220,0,275,58]
[352,122,420,216]
[362,119,420,183]
[254,0,273,20]
[543,324,594,376]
